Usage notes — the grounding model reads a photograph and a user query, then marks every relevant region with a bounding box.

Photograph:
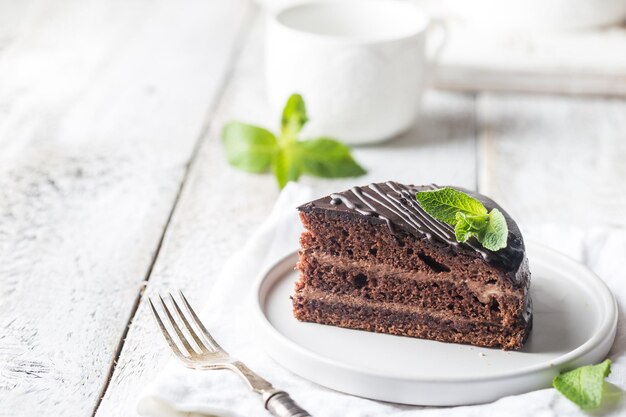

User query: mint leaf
[298,137,366,178]
[281,94,308,139]
[553,360,611,410]
[273,144,300,189]
[454,212,488,243]
[416,188,487,224]
[222,123,277,173]
[482,208,508,251]
[222,94,365,188]
[416,188,509,251]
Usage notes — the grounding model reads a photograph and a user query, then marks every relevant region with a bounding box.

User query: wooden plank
[477,94,626,227]
[93,13,278,417]
[0,0,251,416]
[415,0,626,96]
[434,67,626,97]
[95,15,478,416]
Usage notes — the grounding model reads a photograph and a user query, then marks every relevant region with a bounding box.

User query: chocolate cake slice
[293,182,532,350]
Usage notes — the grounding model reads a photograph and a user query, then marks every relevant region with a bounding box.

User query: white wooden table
[1,1,625,416]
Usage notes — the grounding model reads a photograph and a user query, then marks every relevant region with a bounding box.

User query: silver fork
[149,290,312,417]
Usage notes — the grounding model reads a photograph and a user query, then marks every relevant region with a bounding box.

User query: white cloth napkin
[138,184,626,417]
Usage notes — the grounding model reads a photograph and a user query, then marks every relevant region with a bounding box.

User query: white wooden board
[477,93,626,226]
[0,0,251,416]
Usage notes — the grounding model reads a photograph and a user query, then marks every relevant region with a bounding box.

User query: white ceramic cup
[266,0,446,145]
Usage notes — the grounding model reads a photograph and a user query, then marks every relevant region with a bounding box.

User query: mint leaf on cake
[553,360,612,410]
[415,187,487,223]
[482,208,508,252]
[454,212,488,243]
[222,93,366,189]
[416,187,509,251]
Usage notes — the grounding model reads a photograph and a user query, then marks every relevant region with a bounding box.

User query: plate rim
[251,241,618,383]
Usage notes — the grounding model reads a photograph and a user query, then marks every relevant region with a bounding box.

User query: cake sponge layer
[297,250,526,325]
[293,289,532,350]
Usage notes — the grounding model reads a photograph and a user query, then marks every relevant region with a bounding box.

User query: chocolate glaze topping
[298,182,526,278]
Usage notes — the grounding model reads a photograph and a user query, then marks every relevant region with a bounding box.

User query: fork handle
[265,391,312,417]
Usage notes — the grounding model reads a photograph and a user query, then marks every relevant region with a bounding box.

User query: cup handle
[425,18,448,86]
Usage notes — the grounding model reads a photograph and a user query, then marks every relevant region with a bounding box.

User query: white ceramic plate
[252,242,617,406]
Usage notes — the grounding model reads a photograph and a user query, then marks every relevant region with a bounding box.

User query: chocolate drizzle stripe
[373,183,454,242]
[362,187,423,235]
[369,184,424,231]
[350,187,377,212]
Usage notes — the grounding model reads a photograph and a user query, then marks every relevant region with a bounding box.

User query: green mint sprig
[415,187,508,251]
[222,94,366,189]
[553,360,611,410]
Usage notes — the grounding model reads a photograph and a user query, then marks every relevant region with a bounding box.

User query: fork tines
[149,290,225,360]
